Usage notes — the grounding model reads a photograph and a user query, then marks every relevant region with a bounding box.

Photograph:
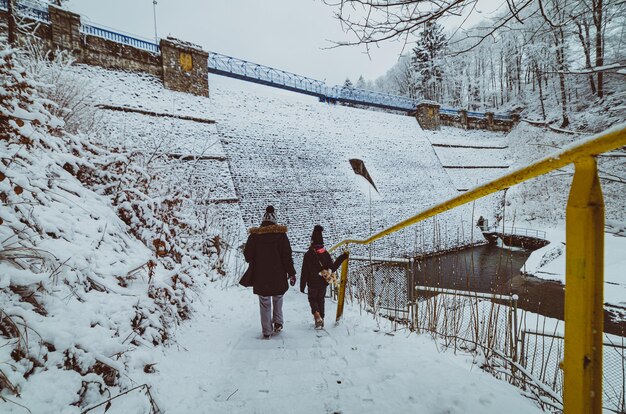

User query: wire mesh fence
[521,330,626,413]
[343,256,411,322]
[343,256,624,412]
[412,287,518,360]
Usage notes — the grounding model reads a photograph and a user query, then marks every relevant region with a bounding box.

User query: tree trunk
[574,18,596,95]
[7,0,17,45]
[536,62,547,119]
[594,0,603,98]
[555,28,569,127]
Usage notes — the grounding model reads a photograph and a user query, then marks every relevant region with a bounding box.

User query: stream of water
[414,243,624,335]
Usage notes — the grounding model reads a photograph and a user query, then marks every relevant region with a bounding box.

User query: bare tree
[7,0,17,45]
[324,0,475,49]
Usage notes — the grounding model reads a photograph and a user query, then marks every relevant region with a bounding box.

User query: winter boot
[314,311,323,329]
[273,323,283,333]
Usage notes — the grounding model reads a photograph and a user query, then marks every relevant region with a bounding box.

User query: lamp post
[152,0,158,44]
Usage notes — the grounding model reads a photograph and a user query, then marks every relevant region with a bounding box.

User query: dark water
[414,244,530,295]
[414,244,625,336]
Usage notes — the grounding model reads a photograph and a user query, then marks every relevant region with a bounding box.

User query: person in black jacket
[300,225,348,329]
[244,206,296,339]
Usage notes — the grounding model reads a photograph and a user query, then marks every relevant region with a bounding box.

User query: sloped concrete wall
[211,77,477,254]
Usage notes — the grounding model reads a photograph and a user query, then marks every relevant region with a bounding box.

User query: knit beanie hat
[311,225,324,245]
[262,205,277,224]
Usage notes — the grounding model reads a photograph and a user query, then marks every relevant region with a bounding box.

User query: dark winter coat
[244,224,296,297]
[300,247,348,293]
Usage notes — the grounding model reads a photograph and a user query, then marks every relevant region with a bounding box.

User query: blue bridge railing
[440,107,460,116]
[1,1,512,119]
[331,85,419,110]
[0,0,49,22]
[81,24,160,54]
[208,52,325,96]
[207,51,420,112]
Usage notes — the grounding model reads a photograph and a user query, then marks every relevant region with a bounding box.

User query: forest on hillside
[336,0,626,130]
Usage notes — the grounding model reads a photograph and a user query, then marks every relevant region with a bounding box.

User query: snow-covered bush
[0,39,236,412]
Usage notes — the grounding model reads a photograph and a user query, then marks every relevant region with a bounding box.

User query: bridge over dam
[0,0,517,131]
[84,65,500,255]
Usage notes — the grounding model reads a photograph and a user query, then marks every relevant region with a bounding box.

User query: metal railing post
[335,253,350,323]
[407,258,415,303]
[563,156,604,414]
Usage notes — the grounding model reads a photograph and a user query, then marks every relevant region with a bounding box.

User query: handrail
[333,122,626,414]
[483,225,547,239]
[330,122,626,252]
[80,23,160,53]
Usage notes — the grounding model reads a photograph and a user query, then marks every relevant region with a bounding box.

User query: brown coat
[244,224,296,296]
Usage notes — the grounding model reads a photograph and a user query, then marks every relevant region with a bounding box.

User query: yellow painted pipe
[335,255,350,322]
[564,157,604,414]
[330,123,626,252]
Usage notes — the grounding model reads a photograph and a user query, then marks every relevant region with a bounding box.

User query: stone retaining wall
[0,5,207,96]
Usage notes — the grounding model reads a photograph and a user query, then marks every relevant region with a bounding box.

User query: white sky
[65,0,503,85]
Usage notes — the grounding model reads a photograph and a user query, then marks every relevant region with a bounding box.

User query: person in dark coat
[244,206,296,339]
[300,225,348,329]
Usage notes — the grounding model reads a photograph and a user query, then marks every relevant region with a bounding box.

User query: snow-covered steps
[427,127,512,192]
[209,76,473,251]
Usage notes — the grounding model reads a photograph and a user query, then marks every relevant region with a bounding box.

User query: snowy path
[140,285,543,414]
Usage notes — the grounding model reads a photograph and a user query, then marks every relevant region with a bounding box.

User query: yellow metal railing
[330,123,626,414]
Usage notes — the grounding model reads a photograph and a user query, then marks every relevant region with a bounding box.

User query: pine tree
[356,75,366,89]
[411,22,447,102]
[343,77,354,89]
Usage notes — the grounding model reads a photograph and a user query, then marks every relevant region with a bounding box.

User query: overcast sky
[65,0,501,85]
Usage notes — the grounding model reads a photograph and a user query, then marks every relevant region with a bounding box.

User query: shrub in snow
[0,40,234,412]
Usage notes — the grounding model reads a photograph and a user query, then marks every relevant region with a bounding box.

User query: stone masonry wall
[440,110,519,132]
[0,9,53,50]
[82,35,162,77]
[0,5,208,96]
[160,38,209,97]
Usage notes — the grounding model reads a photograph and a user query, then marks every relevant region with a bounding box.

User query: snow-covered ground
[119,286,543,414]
[75,65,487,254]
[525,226,626,308]
[3,44,624,413]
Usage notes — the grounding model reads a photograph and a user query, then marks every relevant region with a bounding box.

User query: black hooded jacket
[300,247,347,292]
[244,223,296,296]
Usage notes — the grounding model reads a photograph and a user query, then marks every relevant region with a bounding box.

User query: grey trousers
[258,295,284,336]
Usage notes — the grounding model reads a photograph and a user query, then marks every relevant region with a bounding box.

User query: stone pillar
[415,102,441,131]
[160,37,209,97]
[459,109,469,129]
[485,112,495,131]
[49,6,82,53]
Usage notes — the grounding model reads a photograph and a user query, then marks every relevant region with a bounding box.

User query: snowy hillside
[66,66,489,257]
[1,31,623,412]
[0,45,236,413]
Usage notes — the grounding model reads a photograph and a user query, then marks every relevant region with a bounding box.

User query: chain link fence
[343,256,624,412]
[343,255,412,322]
[521,330,626,413]
[411,287,518,360]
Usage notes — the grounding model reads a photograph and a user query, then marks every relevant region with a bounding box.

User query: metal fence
[344,256,625,412]
[330,85,420,111]
[0,0,49,22]
[521,330,626,413]
[80,24,160,53]
[480,219,547,239]
[207,51,326,96]
[412,287,519,359]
